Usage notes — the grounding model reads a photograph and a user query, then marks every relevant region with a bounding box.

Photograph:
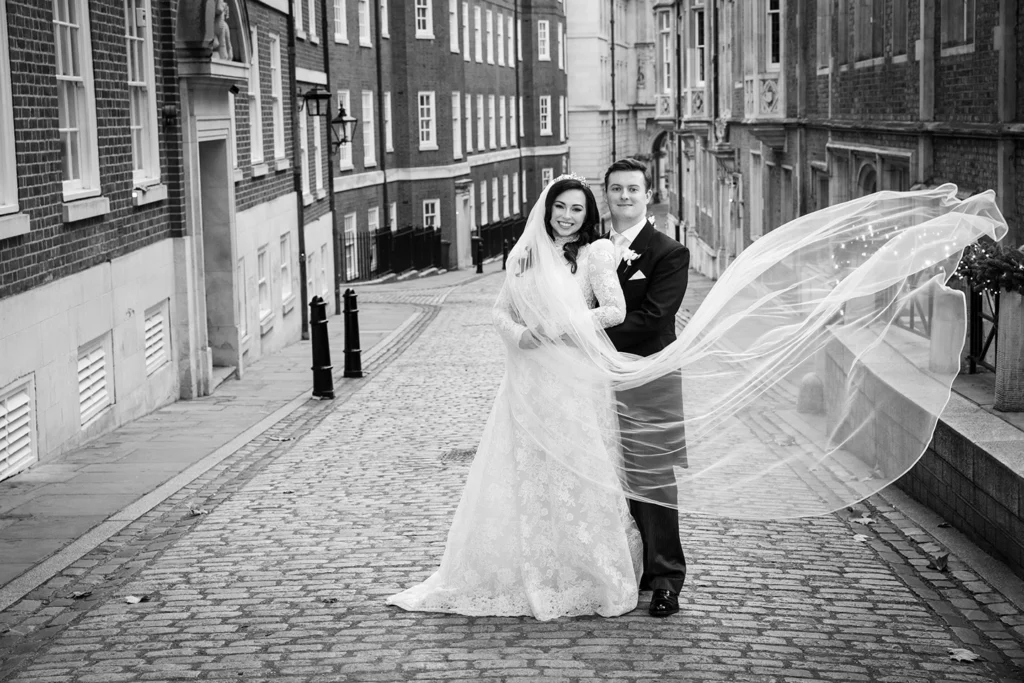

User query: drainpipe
[321,0,341,315]
[675,1,683,242]
[610,0,616,160]
[288,1,310,339]
[515,0,523,207]
[373,0,389,233]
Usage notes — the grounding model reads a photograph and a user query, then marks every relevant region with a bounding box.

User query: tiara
[553,172,590,188]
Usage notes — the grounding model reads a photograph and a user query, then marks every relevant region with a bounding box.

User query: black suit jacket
[605,221,690,357]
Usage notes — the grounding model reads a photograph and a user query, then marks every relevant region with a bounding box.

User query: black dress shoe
[648,589,679,617]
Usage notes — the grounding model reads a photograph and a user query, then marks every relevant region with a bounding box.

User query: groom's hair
[603,158,652,192]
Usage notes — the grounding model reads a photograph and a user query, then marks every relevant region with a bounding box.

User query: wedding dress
[387,237,644,621]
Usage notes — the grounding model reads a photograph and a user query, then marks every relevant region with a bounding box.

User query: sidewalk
[0,263,500,609]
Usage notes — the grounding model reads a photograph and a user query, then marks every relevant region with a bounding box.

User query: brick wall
[235,3,296,214]
[0,0,180,302]
[934,0,1000,123]
[932,137,999,193]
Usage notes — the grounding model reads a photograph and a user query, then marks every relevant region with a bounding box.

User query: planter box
[995,289,1024,412]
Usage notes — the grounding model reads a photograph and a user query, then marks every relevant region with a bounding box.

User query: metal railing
[478,216,527,261]
[342,226,447,282]
[968,288,999,373]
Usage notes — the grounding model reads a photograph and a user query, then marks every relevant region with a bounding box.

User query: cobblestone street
[1,271,1023,682]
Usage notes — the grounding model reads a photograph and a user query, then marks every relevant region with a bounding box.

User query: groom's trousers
[617,371,687,594]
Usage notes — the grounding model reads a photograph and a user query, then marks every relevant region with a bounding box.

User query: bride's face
[549,189,588,238]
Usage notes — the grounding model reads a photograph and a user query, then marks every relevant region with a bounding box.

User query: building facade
[565,0,678,217]
[664,0,1022,280]
[328,0,569,276]
[0,0,331,480]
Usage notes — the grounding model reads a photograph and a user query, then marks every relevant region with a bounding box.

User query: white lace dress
[387,238,642,621]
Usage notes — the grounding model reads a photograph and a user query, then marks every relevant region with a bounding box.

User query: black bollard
[309,296,335,399]
[474,236,484,274]
[343,288,364,378]
[502,239,509,270]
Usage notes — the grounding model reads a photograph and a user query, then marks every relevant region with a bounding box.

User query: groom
[603,158,690,618]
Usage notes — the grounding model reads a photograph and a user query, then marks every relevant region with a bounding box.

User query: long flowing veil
[497,181,1008,519]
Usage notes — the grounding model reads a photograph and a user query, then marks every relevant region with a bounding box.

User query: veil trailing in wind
[497,181,1008,519]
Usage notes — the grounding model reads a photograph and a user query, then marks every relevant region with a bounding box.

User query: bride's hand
[518,329,544,349]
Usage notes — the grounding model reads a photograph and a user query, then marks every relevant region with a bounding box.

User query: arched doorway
[857,162,878,197]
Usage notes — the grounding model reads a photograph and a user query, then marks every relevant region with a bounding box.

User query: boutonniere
[621,248,640,267]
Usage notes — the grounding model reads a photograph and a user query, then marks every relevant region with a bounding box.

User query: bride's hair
[543,178,601,273]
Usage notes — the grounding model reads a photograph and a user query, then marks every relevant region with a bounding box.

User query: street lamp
[299,85,358,153]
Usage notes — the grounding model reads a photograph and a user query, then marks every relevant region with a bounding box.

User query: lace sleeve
[586,240,626,329]
[492,280,528,346]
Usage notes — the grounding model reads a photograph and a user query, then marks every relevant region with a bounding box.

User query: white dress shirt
[611,217,647,249]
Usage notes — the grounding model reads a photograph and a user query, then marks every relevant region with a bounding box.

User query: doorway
[199,139,239,377]
[456,190,473,269]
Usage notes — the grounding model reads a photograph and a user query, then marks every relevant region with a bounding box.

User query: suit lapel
[618,221,656,280]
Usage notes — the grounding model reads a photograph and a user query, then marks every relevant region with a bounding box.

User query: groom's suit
[605,220,689,594]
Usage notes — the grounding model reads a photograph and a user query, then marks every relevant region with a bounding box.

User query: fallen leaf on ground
[948,647,980,662]
[852,534,869,542]
[125,595,150,604]
[322,597,339,604]
[851,515,877,525]
[69,591,92,600]
[927,552,950,571]
[938,522,951,528]
[187,502,209,516]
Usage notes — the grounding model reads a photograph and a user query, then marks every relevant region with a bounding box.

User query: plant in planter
[969,244,1024,411]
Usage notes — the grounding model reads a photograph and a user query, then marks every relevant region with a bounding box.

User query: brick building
[328,0,568,275]
[0,0,331,480]
[663,0,1022,279]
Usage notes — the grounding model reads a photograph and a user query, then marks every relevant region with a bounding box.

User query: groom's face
[606,171,652,227]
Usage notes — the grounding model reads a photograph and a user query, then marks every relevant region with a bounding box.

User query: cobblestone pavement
[1,272,1023,682]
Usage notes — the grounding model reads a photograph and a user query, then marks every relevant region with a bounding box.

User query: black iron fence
[343,226,447,282]
[968,288,999,373]
[478,216,527,261]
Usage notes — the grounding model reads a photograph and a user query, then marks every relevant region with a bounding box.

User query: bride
[387,171,1009,622]
[387,175,643,620]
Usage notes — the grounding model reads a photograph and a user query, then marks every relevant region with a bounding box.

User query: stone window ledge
[0,211,30,240]
[252,163,270,178]
[133,183,168,207]
[63,195,111,224]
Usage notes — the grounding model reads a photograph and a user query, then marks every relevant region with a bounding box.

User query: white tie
[612,232,629,250]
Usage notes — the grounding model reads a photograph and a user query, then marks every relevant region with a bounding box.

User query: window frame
[487,94,496,149]
[54,0,102,200]
[257,246,272,321]
[557,21,564,70]
[476,93,485,150]
[417,91,437,151]
[940,0,975,51]
[125,0,160,186]
[422,199,439,228]
[816,0,831,70]
[512,171,520,213]
[462,2,470,61]
[538,19,550,61]
[280,233,293,305]
[474,6,482,62]
[452,91,462,159]
[337,90,353,169]
[502,175,510,217]
[362,89,376,166]
[449,0,459,52]
[415,0,435,39]
[539,95,552,136]
[358,0,371,47]
[384,91,393,152]
[0,0,16,214]
[334,0,348,43]
[507,16,515,67]
[298,106,310,196]
[307,0,317,40]
[249,28,264,165]
[380,0,389,38]
[313,116,324,193]
[486,9,494,63]
[499,96,507,148]
[270,35,285,160]
[497,11,504,66]
[491,177,499,220]
[766,0,781,71]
